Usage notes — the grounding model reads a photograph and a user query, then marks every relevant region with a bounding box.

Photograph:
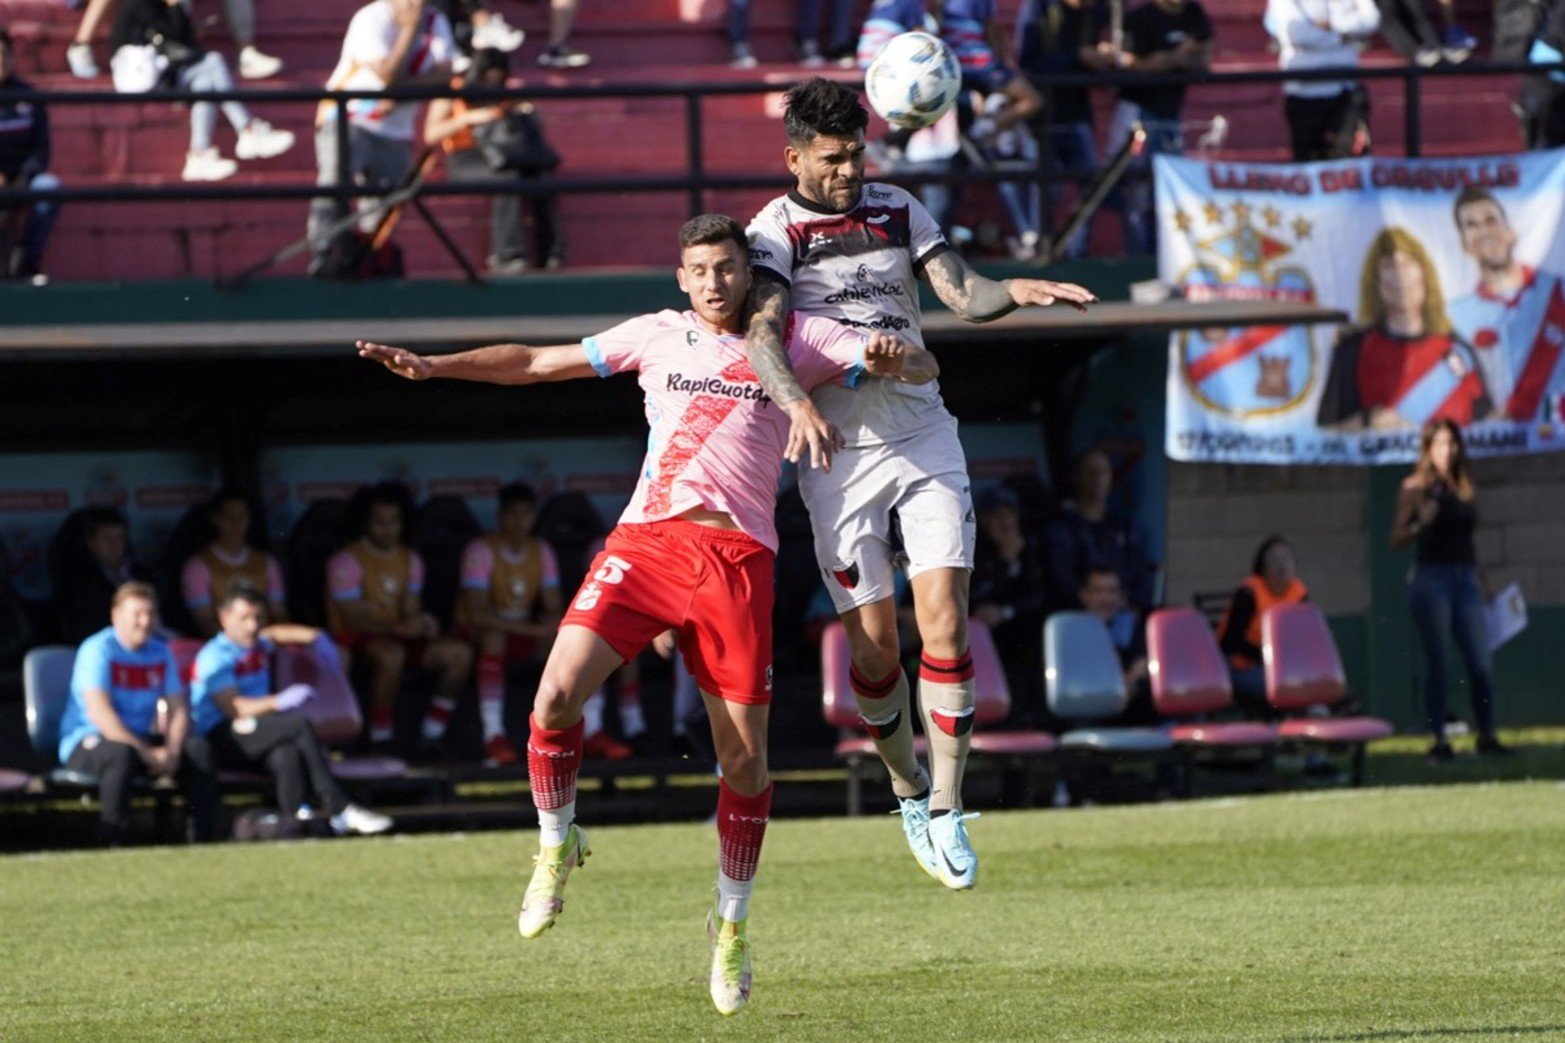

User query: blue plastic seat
[1045,612,1174,755]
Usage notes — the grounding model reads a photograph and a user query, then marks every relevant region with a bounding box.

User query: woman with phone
[1391,418,1509,763]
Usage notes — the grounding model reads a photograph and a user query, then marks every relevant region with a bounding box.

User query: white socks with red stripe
[918,650,975,814]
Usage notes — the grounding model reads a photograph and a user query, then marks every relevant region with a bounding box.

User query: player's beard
[804,172,860,214]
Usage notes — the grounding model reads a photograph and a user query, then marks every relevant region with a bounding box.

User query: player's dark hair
[783,77,868,145]
[466,47,509,85]
[1453,186,1505,226]
[82,506,128,542]
[0,28,13,51]
[359,481,414,537]
[499,482,537,510]
[217,582,267,613]
[678,213,748,257]
[1080,563,1120,588]
[1250,535,1292,577]
[208,486,249,513]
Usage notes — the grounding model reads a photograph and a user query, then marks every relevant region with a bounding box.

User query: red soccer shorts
[560,519,774,704]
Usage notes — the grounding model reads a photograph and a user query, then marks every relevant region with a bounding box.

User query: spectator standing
[1045,449,1153,612]
[1216,535,1308,716]
[455,482,563,767]
[69,0,285,80]
[181,488,288,638]
[108,0,295,182]
[0,29,60,284]
[1264,0,1378,161]
[1520,0,1565,149]
[970,486,1049,725]
[57,582,220,845]
[1016,0,1115,259]
[1391,419,1510,763]
[424,48,563,274]
[728,0,861,68]
[55,507,152,644]
[1376,0,1476,65]
[536,0,591,68]
[187,586,392,835]
[308,0,456,277]
[326,483,473,751]
[1107,0,1213,255]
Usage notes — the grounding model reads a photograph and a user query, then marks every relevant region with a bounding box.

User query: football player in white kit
[743,78,1097,890]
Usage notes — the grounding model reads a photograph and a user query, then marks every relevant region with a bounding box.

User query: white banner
[1158,151,1565,464]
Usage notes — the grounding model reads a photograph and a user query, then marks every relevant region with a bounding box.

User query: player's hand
[391,0,423,28]
[358,341,434,380]
[146,746,175,777]
[862,333,908,378]
[782,399,844,473]
[1008,279,1098,312]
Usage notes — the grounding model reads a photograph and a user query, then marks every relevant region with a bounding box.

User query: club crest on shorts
[830,559,860,589]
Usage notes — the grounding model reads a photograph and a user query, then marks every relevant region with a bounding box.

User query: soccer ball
[863,31,961,131]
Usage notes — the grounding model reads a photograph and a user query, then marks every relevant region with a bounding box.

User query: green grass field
[4,781,1563,1041]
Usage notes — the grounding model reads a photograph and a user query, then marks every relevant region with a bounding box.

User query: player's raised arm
[918,250,1099,323]
[356,340,598,385]
[863,333,939,385]
[743,274,844,470]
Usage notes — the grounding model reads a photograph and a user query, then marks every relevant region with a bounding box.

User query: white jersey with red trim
[747,184,956,448]
[1447,266,1565,421]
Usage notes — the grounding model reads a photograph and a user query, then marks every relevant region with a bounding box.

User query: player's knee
[434,640,473,674]
[531,676,577,728]
[479,629,506,656]
[719,746,768,793]
[917,606,969,659]
[369,640,406,673]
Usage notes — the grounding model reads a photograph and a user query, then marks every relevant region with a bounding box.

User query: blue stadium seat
[1045,612,1175,756]
[23,644,98,787]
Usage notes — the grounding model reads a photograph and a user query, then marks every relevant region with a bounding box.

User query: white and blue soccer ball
[863,31,961,131]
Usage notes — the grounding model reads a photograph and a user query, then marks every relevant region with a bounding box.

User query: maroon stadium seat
[1262,604,1394,784]
[273,641,408,781]
[1147,607,1280,748]
[820,619,1053,814]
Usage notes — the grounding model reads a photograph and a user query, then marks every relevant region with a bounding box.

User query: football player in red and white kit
[744,78,1096,891]
[358,213,935,1016]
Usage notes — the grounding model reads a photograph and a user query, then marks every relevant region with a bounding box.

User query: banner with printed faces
[1157,150,1565,464]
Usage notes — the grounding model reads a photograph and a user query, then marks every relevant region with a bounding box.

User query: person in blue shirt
[59,581,219,844]
[186,585,392,836]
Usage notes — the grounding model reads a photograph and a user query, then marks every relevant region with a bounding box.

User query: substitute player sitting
[181,488,289,638]
[188,585,392,836]
[457,482,563,767]
[358,212,935,1016]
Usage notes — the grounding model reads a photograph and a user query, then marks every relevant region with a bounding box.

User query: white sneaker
[182,149,238,182]
[331,803,393,836]
[236,120,295,160]
[927,808,979,891]
[67,43,99,79]
[471,13,525,52]
[238,45,284,80]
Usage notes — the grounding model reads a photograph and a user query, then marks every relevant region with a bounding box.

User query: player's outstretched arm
[863,333,939,385]
[743,275,844,471]
[920,251,1098,323]
[356,340,597,385]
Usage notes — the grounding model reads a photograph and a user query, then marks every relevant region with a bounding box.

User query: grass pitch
[4,782,1563,1041]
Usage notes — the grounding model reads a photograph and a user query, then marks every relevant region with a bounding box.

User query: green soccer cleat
[517,825,590,939]
[705,908,753,1015]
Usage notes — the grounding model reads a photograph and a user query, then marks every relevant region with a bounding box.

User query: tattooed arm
[920,250,1098,323]
[744,272,844,470]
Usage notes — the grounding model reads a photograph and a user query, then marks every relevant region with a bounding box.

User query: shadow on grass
[1362,727,1565,789]
[1297,1026,1565,1041]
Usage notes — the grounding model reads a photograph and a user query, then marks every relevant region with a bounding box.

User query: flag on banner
[1157,150,1565,464]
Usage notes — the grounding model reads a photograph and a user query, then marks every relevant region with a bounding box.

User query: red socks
[716,778,773,883]
[526,715,584,810]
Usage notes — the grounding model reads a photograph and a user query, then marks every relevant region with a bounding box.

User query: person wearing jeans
[1391,418,1509,763]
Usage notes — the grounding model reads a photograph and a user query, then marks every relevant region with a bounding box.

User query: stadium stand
[1261,602,1394,785]
[0,0,1517,281]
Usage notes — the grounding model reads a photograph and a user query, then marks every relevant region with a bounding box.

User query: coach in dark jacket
[0,28,60,282]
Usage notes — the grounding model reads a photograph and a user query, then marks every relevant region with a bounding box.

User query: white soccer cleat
[331,804,393,836]
[518,825,590,939]
[706,908,753,1015]
[928,808,978,891]
[236,119,296,161]
[238,45,284,80]
[182,149,238,182]
[897,794,941,880]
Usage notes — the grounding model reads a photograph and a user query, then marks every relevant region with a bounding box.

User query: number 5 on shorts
[573,555,633,612]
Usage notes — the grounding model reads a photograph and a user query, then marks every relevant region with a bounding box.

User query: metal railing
[1,58,1561,237]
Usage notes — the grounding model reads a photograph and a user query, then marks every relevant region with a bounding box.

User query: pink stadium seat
[274,641,408,781]
[820,619,1053,814]
[1261,604,1394,784]
[0,768,32,795]
[1147,607,1279,749]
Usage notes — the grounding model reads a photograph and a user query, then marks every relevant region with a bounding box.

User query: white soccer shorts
[799,421,976,615]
